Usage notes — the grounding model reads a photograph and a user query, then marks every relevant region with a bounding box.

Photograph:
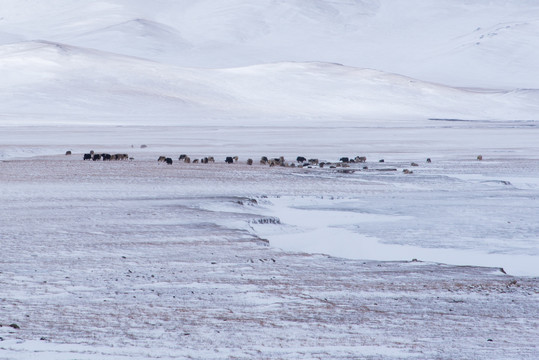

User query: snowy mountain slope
[63,18,192,66]
[1,41,538,124]
[1,0,538,88]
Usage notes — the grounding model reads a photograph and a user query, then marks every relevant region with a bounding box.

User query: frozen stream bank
[253,195,539,277]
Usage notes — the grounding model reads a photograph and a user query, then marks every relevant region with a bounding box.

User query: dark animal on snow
[102,153,112,161]
[426,158,432,163]
[296,156,306,163]
[379,159,384,163]
[308,158,319,165]
[166,158,173,165]
[269,158,281,166]
[184,156,191,163]
[65,151,72,155]
[158,156,166,162]
[207,156,215,163]
[260,156,268,165]
[411,162,419,167]
[477,155,483,161]
[193,159,199,163]
[247,158,253,165]
[114,154,128,160]
[340,157,349,163]
[92,154,101,161]
[225,156,234,164]
[83,153,92,160]
[179,154,187,161]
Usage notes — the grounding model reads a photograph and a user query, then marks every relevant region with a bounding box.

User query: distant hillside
[0,0,538,88]
[1,41,537,125]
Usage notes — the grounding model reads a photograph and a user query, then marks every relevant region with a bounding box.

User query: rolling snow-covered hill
[1,0,538,123]
[1,40,538,125]
[1,0,539,89]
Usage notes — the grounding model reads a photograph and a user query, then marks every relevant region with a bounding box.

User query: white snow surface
[1,40,538,124]
[1,156,538,359]
[1,0,539,122]
[2,0,539,89]
[1,1,539,359]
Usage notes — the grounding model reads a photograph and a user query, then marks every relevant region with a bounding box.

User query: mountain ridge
[1,0,538,88]
[1,40,538,124]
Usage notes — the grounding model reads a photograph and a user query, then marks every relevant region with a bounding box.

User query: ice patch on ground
[252,196,539,276]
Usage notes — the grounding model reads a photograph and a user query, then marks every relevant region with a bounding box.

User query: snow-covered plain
[1,0,539,359]
[1,155,538,359]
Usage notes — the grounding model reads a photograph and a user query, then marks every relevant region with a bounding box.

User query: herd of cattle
[152,154,371,168]
[77,150,483,173]
[152,154,435,174]
[82,150,130,161]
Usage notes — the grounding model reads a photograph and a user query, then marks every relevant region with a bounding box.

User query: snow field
[1,41,538,122]
[2,0,539,88]
[0,156,538,359]
[1,0,539,358]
